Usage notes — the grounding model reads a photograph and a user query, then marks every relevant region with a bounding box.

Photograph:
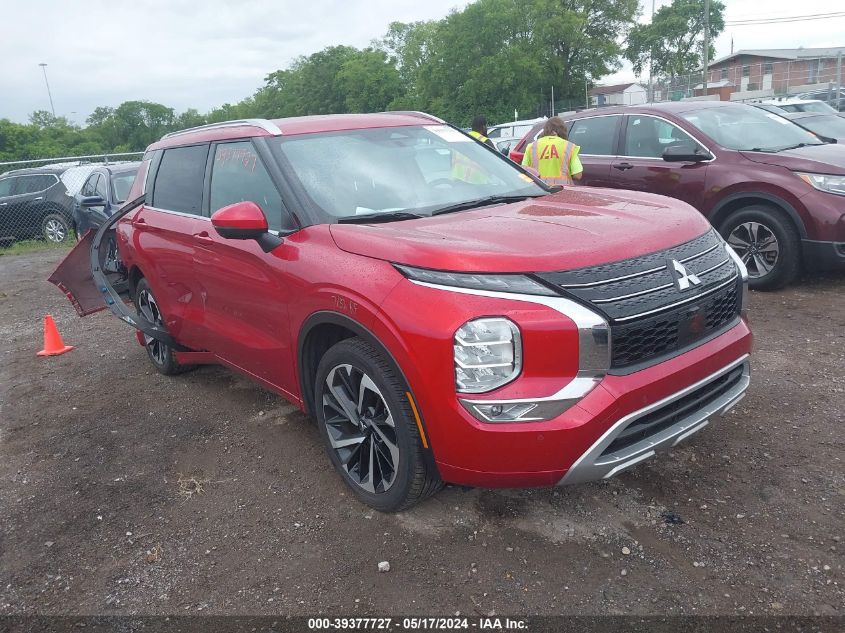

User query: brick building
[706,47,844,95]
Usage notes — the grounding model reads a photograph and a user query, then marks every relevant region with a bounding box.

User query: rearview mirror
[211,201,283,252]
[80,195,105,207]
[662,144,712,162]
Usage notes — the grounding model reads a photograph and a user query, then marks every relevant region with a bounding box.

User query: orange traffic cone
[36,314,75,357]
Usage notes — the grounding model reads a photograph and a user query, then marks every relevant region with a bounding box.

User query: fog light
[472,402,540,422]
[454,318,521,393]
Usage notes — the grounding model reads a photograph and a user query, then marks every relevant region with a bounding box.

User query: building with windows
[588,83,647,107]
[706,47,844,95]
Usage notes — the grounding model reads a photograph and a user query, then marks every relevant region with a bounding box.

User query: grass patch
[0,239,73,257]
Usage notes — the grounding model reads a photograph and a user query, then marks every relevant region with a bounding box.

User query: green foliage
[625,0,725,79]
[3,0,656,160]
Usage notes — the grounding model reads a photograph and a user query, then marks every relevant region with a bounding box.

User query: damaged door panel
[48,193,184,349]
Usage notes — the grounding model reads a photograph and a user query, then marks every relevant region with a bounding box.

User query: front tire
[314,338,442,512]
[42,213,71,243]
[133,278,193,376]
[719,205,800,290]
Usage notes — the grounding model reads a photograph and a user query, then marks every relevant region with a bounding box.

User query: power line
[725,11,845,26]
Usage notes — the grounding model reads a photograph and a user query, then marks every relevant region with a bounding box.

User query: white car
[487,117,546,141]
[760,98,838,115]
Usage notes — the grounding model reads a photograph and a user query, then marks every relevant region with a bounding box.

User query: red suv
[511,102,845,289]
[54,113,752,511]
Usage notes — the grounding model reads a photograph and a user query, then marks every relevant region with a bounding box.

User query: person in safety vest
[468,115,495,149]
[521,116,583,185]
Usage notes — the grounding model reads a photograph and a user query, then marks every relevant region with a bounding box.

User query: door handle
[33,196,44,201]
[193,231,214,245]
[0,202,7,206]
[614,162,634,171]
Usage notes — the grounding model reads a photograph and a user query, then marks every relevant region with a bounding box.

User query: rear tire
[133,278,194,376]
[42,213,71,243]
[719,205,800,291]
[314,337,442,512]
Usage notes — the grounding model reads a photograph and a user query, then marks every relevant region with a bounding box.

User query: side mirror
[211,201,283,252]
[662,144,713,162]
[80,195,106,207]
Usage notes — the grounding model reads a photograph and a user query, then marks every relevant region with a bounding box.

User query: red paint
[211,201,269,232]
[113,112,754,488]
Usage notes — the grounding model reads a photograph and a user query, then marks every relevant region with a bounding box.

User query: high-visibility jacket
[468,130,494,149]
[522,136,582,186]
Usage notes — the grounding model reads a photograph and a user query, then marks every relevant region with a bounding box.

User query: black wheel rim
[322,364,399,494]
[728,221,780,279]
[137,289,168,366]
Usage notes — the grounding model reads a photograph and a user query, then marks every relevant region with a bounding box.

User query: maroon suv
[510,102,845,289]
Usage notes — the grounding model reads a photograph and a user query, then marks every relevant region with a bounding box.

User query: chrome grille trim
[614,274,738,323]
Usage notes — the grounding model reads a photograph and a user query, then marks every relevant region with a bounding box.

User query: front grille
[535,230,741,369]
[600,364,746,457]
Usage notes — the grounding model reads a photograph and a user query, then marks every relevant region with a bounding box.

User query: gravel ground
[0,249,842,617]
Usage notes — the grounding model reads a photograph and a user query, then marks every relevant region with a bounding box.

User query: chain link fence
[0,152,143,249]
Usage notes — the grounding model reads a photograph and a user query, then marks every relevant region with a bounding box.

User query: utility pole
[38,63,56,117]
[648,0,655,102]
[702,0,710,97]
[550,85,555,117]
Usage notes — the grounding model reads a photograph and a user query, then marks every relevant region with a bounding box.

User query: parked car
[488,117,545,140]
[53,113,752,512]
[796,88,845,112]
[493,137,517,156]
[0,167,75,244]
[761,98,838,115]
[72,163,140,238]
[781,111,845,144]
[510,102,845,289]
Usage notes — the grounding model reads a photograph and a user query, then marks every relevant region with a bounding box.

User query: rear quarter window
[151,144,209,214]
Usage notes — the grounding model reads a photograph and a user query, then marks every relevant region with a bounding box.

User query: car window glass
[210,142,288,231]
[16,175,49,194]
[152,144,209,214]
[0,177,15,197]
[81,174,97,197]
[568,116,621,155]
[111,171,137,203]
[95,174,108,200]
[623,115,700,158]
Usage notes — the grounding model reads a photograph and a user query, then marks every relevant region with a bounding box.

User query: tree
[337,49,403,112]
[625,0,725,80]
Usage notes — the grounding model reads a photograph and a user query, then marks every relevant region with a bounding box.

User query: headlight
[454,318,522,393]
[796,172,845,196]
[395,264,557,296]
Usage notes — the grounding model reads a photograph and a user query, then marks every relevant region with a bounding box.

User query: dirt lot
[1,249,842,617]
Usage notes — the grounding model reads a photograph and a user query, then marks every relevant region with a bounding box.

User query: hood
[740,143,845,174]
[329,188,712,273]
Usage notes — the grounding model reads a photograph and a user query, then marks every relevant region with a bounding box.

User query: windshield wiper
[337,211,425,224]
[776,142,823,151]
[430,194,541,216]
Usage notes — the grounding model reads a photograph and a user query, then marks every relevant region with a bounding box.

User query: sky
[1,0,843,125]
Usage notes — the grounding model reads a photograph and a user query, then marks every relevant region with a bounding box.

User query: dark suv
[511,102,845,289]
[0,167,75,244]
[72,163,140,238]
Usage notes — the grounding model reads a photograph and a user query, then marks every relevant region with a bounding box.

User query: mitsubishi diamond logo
[671,259,701,291]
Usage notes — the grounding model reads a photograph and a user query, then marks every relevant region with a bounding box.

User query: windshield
[271,125,545,221]
[796,115,845,139]
[681,106,823,151]
[782,101,837,114]
[111,171,137,203]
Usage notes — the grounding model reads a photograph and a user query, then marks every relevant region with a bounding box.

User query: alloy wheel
[321,364,399,494]
[727,221,779,279]
[44,218,66,242]
[136,289,167,366]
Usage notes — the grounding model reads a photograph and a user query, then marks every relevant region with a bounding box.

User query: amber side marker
[405,391,429,449]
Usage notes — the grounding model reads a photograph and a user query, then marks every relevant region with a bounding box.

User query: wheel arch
[710,192,807,239]
[127,265,145,299]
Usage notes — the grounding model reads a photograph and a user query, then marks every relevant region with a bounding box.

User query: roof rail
[161,119,283,141]
[384,111,445,124]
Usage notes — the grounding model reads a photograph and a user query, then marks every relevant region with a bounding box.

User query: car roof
[784,111,833,120]
[0,167,65,177]
[560,101,749,119]
[149,112,445,150]
[762,97,826,105]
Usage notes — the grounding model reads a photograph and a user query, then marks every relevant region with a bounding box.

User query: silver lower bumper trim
[558,355,750,486]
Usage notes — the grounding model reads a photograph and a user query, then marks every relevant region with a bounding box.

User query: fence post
[837,52,843,110]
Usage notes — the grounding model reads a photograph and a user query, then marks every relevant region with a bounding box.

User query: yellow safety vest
[526,137,578,186]
[468,130,491,144]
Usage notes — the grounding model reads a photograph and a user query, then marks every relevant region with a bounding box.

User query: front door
[609,114,709,209]
[564,114,622,188]
[190,140,298,391]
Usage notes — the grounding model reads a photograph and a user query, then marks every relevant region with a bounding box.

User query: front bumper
[558,355,749,485]
[430,319,752,488]
[802,239,845,271]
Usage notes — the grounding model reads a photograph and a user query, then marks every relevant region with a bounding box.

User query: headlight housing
[395,264,557,296]
[796,172,845,196]
[454,318,522,393]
